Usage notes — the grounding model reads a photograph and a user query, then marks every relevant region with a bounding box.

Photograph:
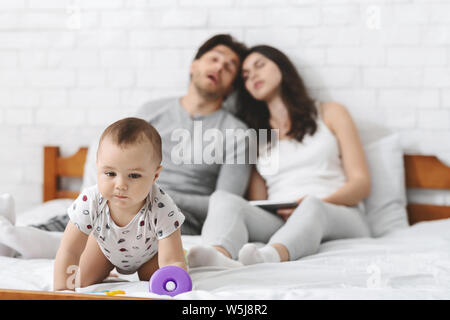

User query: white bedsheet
[1,201,450,300]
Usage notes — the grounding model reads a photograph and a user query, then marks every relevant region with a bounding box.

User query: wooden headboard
[43,146,88,202]
[43,146,450,225]
[404,155,450,224]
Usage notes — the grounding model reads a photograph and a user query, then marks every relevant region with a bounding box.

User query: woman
[187,45,371,268]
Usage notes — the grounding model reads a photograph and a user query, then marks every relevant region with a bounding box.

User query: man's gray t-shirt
[82,97,252,235]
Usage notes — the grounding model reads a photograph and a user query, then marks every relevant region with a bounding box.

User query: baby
[53,117,186,291]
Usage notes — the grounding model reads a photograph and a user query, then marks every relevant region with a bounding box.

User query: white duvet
[0,200,449,300]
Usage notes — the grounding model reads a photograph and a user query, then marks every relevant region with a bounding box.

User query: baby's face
[96,136,161,214]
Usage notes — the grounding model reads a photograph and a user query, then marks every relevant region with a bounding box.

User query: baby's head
[96,117,162,211]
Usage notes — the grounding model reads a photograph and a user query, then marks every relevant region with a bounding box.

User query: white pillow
[363,134,409,237]
[15,199,73,227]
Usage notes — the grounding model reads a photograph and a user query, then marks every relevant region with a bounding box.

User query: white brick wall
[0,0,449,213]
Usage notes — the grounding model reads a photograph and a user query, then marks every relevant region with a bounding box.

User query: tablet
[249,200,299,212]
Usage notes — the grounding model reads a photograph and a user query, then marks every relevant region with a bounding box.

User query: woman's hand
[276,196,306,221]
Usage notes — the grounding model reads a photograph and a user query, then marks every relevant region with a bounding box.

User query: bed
[1,137,450,300]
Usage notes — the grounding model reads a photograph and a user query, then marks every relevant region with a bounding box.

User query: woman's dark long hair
[236,45,318,147]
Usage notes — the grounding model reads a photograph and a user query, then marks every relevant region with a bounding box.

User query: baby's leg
[137,253,159,281]
[77,234,115,288]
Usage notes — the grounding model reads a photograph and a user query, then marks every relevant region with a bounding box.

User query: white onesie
[67,183,185,274]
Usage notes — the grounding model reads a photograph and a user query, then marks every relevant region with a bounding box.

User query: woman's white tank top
[256,102,346,202]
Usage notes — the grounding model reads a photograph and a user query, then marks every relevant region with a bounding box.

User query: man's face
[190,44,240,100]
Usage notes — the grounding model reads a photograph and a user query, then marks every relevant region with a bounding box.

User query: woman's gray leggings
[202,190,371,261]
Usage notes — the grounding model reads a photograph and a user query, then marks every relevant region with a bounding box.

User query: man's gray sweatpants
[202,190,371,261]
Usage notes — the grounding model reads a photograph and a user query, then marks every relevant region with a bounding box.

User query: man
[0,34,251,258]
[82,34,251,235]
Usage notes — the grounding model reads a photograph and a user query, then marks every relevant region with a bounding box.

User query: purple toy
[149,265,192,297]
